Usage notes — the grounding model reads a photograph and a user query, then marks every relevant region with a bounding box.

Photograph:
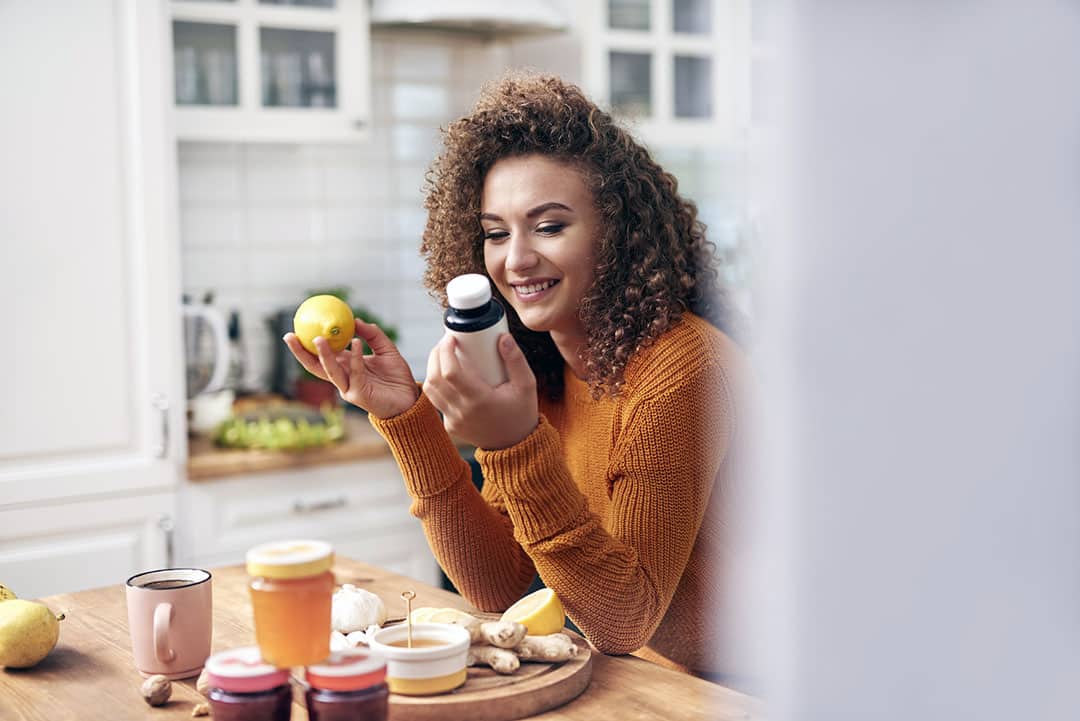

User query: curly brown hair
[421,72,737,399]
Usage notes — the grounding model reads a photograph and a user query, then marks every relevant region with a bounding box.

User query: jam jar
[305,649,389,721]
[246,539,335,667]
[205,646,293,721]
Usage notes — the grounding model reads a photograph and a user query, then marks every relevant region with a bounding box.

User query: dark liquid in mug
[388,638,448,648]
[140,579,192,589]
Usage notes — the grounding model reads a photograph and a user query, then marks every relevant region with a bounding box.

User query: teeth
[516,280,557,295]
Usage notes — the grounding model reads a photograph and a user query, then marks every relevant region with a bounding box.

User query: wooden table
[0,558,761,721]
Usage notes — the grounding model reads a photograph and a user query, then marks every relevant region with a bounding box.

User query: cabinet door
[0,1,184,506]
[0,493,176,599]
[171,0,371,142]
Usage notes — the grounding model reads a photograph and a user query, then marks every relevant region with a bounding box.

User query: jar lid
[246,539,334,579]
[446,273,493,310]
[306,649,387,692]
[205,647,291,693]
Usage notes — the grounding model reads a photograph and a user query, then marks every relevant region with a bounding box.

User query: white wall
[750,1,1080,718]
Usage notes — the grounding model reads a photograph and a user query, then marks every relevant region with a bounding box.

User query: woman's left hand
[423,333,539,450]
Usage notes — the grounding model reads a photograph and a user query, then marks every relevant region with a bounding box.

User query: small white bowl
[368,622,471,696]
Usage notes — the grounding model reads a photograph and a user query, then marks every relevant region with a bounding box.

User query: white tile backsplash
[391,83,451,120]
[243,145,323,203]
[180,206,245,249]
[245,205,324,248]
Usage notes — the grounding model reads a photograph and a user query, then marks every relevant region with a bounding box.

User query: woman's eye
[537,223,564,235]
[483,230,509,242]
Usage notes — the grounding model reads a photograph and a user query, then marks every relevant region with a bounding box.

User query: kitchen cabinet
[170,0,372,142]
[0,0,184,593]
[179,458,439,586]
[0,493,176,600]
[579,0,751,147]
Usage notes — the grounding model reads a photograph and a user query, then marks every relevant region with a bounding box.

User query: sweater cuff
[475,416,586,544]
[368,391,464,498]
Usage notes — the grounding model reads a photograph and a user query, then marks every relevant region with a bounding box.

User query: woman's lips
[511,279,559,302]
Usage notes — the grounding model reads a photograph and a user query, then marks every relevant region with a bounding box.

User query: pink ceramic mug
[125,568,213,679]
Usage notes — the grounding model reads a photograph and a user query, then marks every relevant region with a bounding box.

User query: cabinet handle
[292,496,348,514]
[158,514,175,568]
[151,393,169,459]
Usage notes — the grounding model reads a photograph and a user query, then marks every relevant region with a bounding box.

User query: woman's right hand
[283,319,419,419]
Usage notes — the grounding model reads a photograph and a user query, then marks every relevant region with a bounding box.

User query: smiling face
[481,154,602,347]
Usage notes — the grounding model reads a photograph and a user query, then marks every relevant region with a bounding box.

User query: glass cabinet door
[674,54,711,118]
[173,21,239,106]
[601,0,727,137]
[170,0,370,141]
[610,51,652,117]
[259,27,336,108]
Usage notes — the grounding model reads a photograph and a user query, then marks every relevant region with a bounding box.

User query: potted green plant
[293,287,399,410]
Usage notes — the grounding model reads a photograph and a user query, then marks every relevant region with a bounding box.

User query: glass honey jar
[246,539,334,667]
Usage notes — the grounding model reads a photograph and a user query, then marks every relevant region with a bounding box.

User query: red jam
[208,685,292,721]
[205,646,293,721]
[305,649,388,721]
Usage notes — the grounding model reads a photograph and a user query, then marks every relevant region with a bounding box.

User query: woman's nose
[505,235,538,272]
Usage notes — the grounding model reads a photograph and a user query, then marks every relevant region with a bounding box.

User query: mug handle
[153,602,176,663]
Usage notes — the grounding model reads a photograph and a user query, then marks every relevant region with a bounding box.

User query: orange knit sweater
[369,313,750,677]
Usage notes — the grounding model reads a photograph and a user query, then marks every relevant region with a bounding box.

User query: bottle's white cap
[446,273,493,310]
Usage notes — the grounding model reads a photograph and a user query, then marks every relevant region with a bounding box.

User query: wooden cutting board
[388,632,593,721]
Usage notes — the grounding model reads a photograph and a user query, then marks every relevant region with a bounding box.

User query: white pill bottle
[444,274,510,386]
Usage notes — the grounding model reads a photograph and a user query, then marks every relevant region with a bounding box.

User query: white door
[0,0,184,507]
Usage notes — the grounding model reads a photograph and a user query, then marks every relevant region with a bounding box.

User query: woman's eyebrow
[479,202,573,222]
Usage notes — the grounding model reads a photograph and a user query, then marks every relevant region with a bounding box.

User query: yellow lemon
[0,584,15,602]
[499,588,565,636]
[293,295,355,355]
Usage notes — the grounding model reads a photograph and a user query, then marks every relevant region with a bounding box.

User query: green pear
[0,599,64,668]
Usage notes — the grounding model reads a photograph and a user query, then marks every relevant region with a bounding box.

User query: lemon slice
[408,607,438,624]
[499,588,565,636]
[409,607,476,625]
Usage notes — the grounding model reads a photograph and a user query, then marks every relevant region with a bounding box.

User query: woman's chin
[515,312,552,334]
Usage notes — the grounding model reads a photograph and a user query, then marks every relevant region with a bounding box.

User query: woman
[285,73,753,679]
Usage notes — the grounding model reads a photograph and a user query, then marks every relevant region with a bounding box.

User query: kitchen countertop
[186,412,393,481]
[0,558,763,721]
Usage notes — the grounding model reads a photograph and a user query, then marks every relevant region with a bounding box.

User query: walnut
[140,674,172,706]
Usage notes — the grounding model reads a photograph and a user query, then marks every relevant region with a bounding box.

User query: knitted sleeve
[368,392,536,611]
[475,362,731,654]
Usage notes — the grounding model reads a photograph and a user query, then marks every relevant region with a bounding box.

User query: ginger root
[515,633,577,662]
[476,620,528,649]
[415,608,526,649]
[467,644,520,675]
[195,668,210,697]
[191,702,210,717]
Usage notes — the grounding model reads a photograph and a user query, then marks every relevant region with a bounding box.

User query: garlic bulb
[331,584,387,633]
[330,630,349,652]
